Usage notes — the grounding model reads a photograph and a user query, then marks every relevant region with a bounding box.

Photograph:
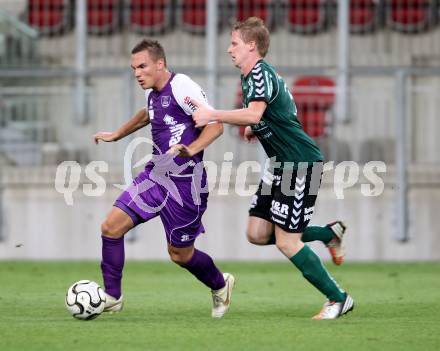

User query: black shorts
[249,162,323,233]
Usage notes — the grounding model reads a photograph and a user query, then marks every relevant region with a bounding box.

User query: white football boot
[312,294,354,320]
[211,273,235,318]
[103,292,124,313]
[326,221,347,265]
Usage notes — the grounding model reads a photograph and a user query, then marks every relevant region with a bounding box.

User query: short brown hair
[131,39,167,66]
[232,17,270,57]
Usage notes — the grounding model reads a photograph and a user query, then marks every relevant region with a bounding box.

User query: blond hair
[232,17,270,57]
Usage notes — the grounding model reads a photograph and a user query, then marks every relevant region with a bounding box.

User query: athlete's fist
[166,144,194,157]
[191,99,215,128]
[243,126,257,143]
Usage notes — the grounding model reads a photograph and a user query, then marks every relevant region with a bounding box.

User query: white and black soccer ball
[65,280,106,320]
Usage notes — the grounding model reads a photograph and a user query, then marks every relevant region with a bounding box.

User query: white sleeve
[144,89,152,108]
[171,74,213,115]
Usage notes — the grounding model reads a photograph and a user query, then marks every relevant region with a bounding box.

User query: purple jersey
[114,72,212,247]
[145,72,210,175]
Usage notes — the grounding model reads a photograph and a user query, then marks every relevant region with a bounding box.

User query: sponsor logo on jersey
[271,200,289,219]
[184,96,197,112]
[163,114,177,125]
[169,123,186,146]
[163,114,186,146]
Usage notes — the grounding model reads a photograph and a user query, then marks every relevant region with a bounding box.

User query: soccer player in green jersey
[192,17,354,319]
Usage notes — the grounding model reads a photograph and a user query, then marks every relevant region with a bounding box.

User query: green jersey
[241,59,323,166]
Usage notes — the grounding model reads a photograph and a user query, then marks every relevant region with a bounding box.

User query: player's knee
[168,247,191,265]
[275,237,303,256]
[246,230,261,244]
[168,252,181,264]
[101,220,122,239]
[246,229,271,245]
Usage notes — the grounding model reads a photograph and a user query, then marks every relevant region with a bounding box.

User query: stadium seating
[387,0,436,33]
[349,0,383,34]
[178,0,230,35]
[26,0,72,36]
[87,0,121,35]
[235,0,276,31]
[291,76,335,138]
[283,0,328,34]
[128,0,174,35]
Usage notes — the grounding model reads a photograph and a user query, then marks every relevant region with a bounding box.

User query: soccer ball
[65,280,106,320]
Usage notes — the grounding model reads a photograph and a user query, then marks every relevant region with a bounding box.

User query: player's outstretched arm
[167,122,223,157]
[93,108,150,144]
[192,100,266,127]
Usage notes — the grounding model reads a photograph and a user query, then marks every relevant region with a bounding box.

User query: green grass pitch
[1,261,439,351]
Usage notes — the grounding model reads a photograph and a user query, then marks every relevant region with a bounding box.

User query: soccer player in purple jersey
[93,39,235,318]
[192,17,353,320]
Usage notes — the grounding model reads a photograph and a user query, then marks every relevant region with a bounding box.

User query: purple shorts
[114,168,208,248]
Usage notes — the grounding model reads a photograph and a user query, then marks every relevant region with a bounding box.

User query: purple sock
[180,249,225,290]
[101,235,125,299]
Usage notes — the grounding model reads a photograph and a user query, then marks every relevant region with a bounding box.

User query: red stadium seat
[284,0,328,34]
[129,0,174,35]
[292,76,335,138]
[388,0,435,33]
[179,0,207,34]
[87,0,121,35]
[350,0,382,34]
[27,0,71,36]
[235,0,275,30]
[178,0,229,35]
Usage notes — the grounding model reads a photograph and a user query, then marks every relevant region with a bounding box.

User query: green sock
[302,226,334,244]
[290,245,346,302]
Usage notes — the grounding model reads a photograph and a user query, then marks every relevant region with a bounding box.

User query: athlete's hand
[243,126,257,143]
[191,99,215,128]
[93,132,118,144]
[166,144,195,157]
